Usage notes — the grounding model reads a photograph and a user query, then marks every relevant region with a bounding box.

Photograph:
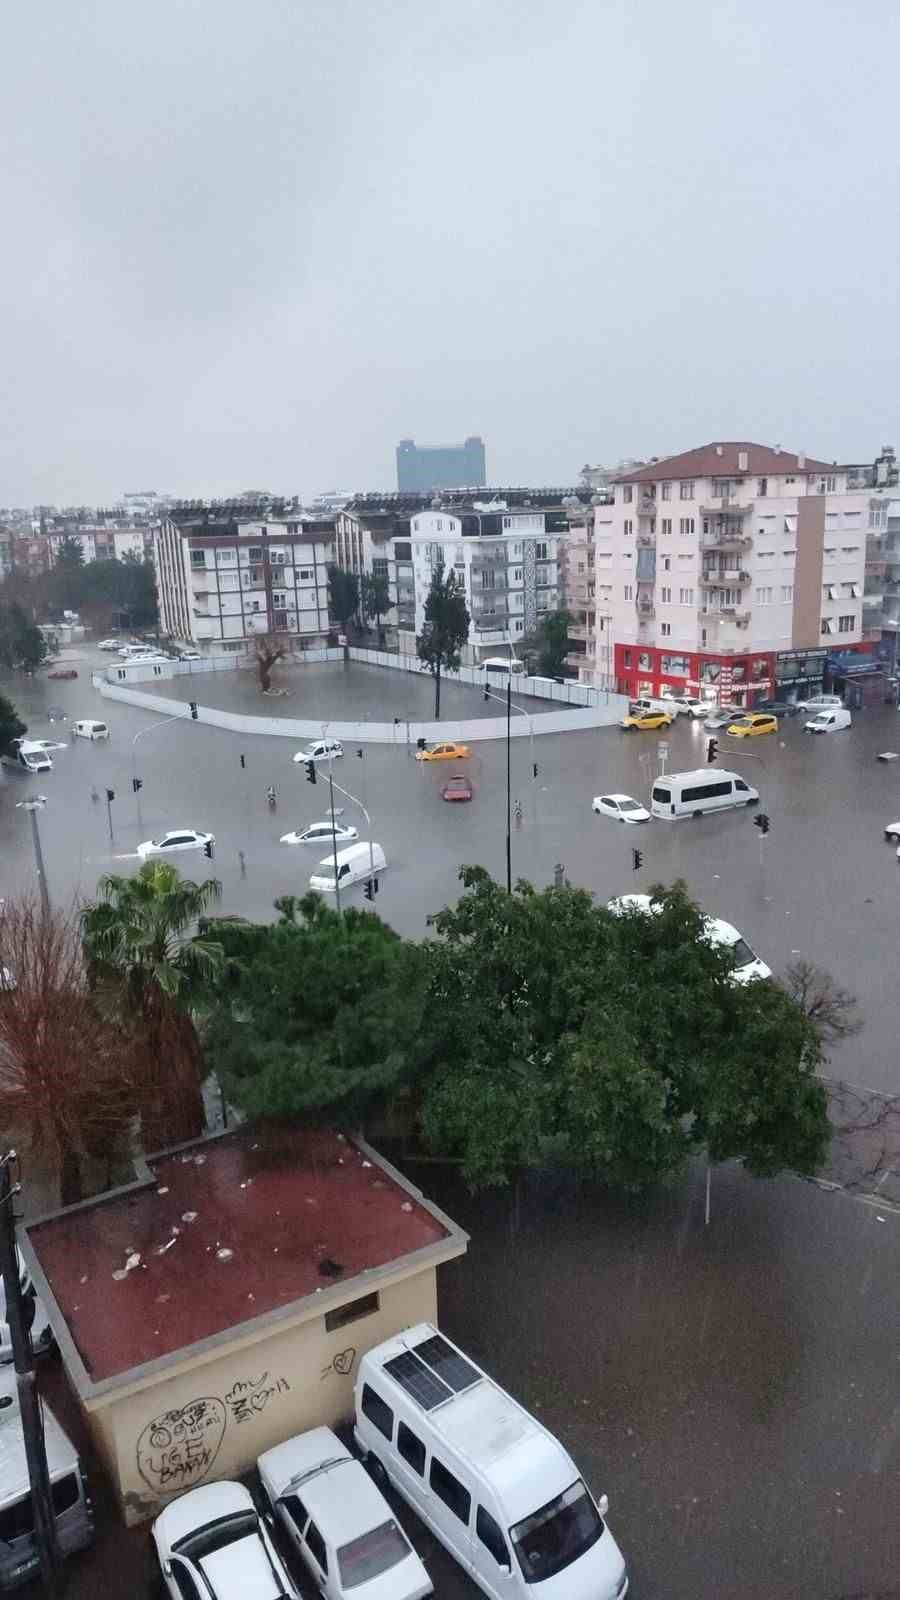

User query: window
[297,567,313,580]
[679,481,695,500]
[660,622,671,637]
[623,585,633,601]
[477,1506,511,1569]
[361,1384,394,1441]
[248,546,263,562]
[784,476,795,486]
[841,545,860,555]
[397,1422,426,1476]
[757,478,768,497]
[679,518,695,536]
[395,541,412,560]
[681,780,733,802]
[755,587,773,604]
[838,614,856,632]
[623,520,633,537]
[661,482,672,500]
[660,586,672,603]
[170,1562,201,1600]
[679,587,693,605]
[848,583,861,599]
[190,549,206,568]
[818,476,837,493]
[623,650,631,667]
[325,1291,379,1332]
[51,1475,80,1516]
[821,618,834,635]
[513,567,523,581]
[661,655,690,675]
[781,585,794,602]
[429,1458,471,1525]
[306,1522,328,1573]
[662,556,671,572]
[843,511,861,525]
[661,519,672,536]
[622,486,633,503]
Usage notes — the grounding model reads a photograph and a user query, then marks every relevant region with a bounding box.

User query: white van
[480,658,525,675]
[15,743,52,774]
[309,842,386,893]
[650,768,758,820]
[0,1370,94,1589]
[354,1324,629,1600]
[805,707,852,733]
[630,696,675,718]
[72,719,109,741]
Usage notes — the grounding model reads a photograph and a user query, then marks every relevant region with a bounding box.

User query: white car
[592,793,651,824]
[96,638,120,651]
[607,894,772,983]
[153,1480,298,1600]
[0,1249,53,1362]
[884,820,900,841]
[280,821,359,846]
[293,739,344,764]
[10,737,64,755]
[661,695,706,717]
[258,1428,432,1600]
[136,829,215,858]
[795,693,843,713]
[178,649,202,661]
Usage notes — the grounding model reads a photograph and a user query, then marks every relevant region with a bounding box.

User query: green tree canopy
[521,609,573,678]
[205,894,428,1125]
[360,571,391,635]
[327,564,360,630]
[416,563,470,718]
[0,602,46,672]
[421,869,830,1189]
[0,691,26,753]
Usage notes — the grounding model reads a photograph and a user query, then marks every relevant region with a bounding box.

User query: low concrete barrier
[91,673,628,744]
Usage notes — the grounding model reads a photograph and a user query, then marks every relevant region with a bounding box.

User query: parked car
[153,1480,298,1600]
[607,895,771,982]
[178,649,202,661]
[805,708,852,733]
[136,829,214,858]
[96,638,120,651]
[592,793,651,823]
[794,693,843,713]
[257,1427,432,1600]
[47,669,77,680]
[662,695,706,718]
[726,713,778,738]
[72,719,109,740]
[280,821,359,846]
[292,739,344,764]
[752,699,799,716]
[441,773,473,802]
[415,741,471,762]
[884,819,900,841]
[620,710,673,732]
[703,707,740,730]
[11,737,63,755]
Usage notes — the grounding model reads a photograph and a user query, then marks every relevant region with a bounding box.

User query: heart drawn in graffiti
[333,1347,356,1376]
[136,1397,227,1496]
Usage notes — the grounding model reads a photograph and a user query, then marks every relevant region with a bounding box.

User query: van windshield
[510,1479,603,1584]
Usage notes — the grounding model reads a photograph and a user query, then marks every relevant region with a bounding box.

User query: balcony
[637,532,656,547]
[636,603,655,621]
[700,568,751,588]
[701,532,753,553]
[700,499,749,517]
[638,496,656,517]
[471,547,508,566]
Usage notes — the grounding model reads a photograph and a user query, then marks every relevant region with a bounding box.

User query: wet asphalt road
[3,651,899,1598]
[3,650,900,1094]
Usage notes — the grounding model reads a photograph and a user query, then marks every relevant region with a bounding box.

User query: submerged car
[136,829,214,858]
[280,821,359,846]
[620,710,673,732]
[441,772,473,802]
[416,741,471,762]
[607,894,772,983]
[726,713,777,738]
[592,793,651,823]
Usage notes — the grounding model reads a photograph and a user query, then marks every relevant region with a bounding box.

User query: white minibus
[650,768,758,820]
[354,1323,628,1600]
[309,842,386,893]
[479,658,524,675]
[0,1371,94,1588]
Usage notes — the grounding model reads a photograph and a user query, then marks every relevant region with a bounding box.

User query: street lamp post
[15,797,49,917]
[327,774,377,895]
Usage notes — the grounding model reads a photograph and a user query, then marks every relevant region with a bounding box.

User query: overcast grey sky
[3,0,898,505]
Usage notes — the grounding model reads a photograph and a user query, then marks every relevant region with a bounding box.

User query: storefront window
[638,652,652,672]
[661,655,690,676]
[751,658,768,680]
[701,662,721,683]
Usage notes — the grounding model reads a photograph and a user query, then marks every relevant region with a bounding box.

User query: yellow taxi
[620,710,674,732]
[415,740,472,762]
[726,713,778,738]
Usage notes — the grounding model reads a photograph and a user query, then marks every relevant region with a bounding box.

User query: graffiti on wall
[224,1371,291,1425]
[320,1346,356,1381]
[136,1399,226,1495]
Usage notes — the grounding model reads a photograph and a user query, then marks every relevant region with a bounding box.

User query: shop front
[615,644,775,707]
[775,648,828,700]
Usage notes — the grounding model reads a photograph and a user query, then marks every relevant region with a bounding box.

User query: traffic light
[356,748,363,758]
[632,848,643,871]
[753,812,771,835]
[105,788,115,803]
[132,777,143,793]
[483,686,490,702]
[363,877,378,901]
[189,701,198,720]
[304,760,316,785]
[707,737,718,764]
[239,754,246,769]
[532,762,539,778]
[204,840,215,859]
[416,737,427,751]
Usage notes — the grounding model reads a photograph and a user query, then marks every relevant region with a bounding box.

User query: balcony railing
[701,533,753,553]
[637,532,656,547]
[638,497,657,517]
[700,568,751,587]
[700,500,749,516]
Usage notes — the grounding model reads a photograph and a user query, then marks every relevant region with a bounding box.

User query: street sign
[657,741,669,759]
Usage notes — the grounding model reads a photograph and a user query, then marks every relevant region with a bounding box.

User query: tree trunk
[434,663,441,719]
[58,1142,83,1208]
[137,1002,207,1153]
[258,659,272,692]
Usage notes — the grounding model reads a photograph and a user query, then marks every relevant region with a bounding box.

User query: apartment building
[154,507,333,652]
[406,498,565,664]
[334,501,416,634]
[601,442,883,706]
[397,436,486,493]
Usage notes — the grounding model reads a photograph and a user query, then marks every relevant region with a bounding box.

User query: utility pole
[506,678,512,894]
[327,773,342,917]
[15,799,49,918]
[0,1155,61,1597]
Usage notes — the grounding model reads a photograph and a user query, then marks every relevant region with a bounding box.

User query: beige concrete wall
[792,497,826,646]
[93,1269,437,1525]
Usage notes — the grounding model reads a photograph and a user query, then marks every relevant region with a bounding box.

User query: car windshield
[510,1480,603,1584]
[731,937,757,970]
[338,1519,410,1589]
[619,800,642,812]
[174,1510,260,1562]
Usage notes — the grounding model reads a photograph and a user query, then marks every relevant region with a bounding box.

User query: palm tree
[80,862,225,1151]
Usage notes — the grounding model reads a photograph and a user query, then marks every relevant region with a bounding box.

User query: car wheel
[693,811,702,819]
[367,1453,388,1488]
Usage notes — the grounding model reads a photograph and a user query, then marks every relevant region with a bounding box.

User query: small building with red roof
[22,1125,467,1525]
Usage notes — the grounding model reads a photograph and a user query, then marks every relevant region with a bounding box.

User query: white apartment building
[406,501,562,665]
[333,503,415,634]
[599,442,885,705]
[154,512,333,653]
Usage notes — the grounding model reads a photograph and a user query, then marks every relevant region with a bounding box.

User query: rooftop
[612,442,834,484]
[26,1126,462,1388]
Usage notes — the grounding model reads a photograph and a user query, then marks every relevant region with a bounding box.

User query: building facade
[600,443,884,705]
[397,436,486,493]
[155,508,333,652]
[334,502,416,635]
[407,499,564,664]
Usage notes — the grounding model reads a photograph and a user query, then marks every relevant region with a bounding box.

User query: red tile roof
[27,1127,458,1385]
[611,443,835,484]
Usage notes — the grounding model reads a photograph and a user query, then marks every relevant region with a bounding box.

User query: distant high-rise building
[396,436,486,493]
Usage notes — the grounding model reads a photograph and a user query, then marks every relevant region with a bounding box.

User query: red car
[47,668,78,680]
[441,772,473,803]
